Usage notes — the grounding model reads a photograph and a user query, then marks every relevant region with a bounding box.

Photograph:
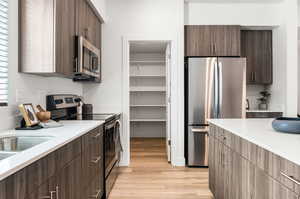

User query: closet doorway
[129,41,171,163]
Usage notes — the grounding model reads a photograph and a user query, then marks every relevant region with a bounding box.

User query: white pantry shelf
[130,60,165,64]
[130,75,166,78]
[130,104,167,107]
[130,119,166,122]
[130,86,166,92]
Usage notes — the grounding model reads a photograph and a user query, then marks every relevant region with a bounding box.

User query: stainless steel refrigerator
[185,57,246,167]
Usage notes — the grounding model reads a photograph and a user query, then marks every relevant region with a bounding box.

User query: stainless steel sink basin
[0,136,54,152]
[0,152,18,160]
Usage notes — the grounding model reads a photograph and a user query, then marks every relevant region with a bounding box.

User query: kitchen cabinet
[241,30,273,85]
[55,0,77,77]
[209,124,300,199]
[0,126,104,199]
[185,25,241,57]
[20,0,102,79]
[19,0,76,77]
[77,0,102,49]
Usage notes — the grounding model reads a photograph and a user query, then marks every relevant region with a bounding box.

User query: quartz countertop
[0,120,104,181]
[208,119,300,166]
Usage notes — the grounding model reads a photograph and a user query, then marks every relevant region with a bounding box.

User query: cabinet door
[214,141,225,199]
[55,0,76,77]
[76,0,88,38]
[95,18,102,50]
[272,179,299,199]
[223,145,232,199]
[241,30,273,85]
[208,136,215,194]
[185,25,213,57]
[26,176,56,199]
[254,167,272,199]
[56,156,82,199]
[213,25,241,57]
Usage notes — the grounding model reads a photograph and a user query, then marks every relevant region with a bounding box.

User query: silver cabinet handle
[55,186,59,199]
[89,189,102,198]
[92,133,101,139]
[280,172,300,185]
[91,156,102,164]
[40,186,58,199]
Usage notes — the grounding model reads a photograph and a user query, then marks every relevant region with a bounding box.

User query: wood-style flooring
[109,138,213,199]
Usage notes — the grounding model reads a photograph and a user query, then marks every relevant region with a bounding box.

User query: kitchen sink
[0,136,54,152]
[0,152,18,161]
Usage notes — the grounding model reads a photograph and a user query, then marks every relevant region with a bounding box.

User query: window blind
[0,0,8,106]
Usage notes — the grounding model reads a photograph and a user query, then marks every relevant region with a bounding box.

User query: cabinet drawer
[82,127,103,152]
[81,173,104,199]
[55,137,82,170]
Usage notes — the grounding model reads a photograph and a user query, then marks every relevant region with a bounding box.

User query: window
[0,0,8,106]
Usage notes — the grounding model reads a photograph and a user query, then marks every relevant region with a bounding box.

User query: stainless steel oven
[74,36,101,80]
[104,117,122,198]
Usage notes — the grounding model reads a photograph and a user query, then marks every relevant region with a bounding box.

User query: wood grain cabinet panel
[213,25,241,57]
[185,25,213,57]
[208,136,215,194]
[241,30,273,85]
[55,0,76,77]
[185,25,241,57]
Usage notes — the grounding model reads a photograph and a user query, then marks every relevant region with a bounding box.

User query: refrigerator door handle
[191,127,209,134]
[213,61,219,118]
[218,61,223,118]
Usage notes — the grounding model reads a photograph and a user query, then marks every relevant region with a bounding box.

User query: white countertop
[0,120,104,181]
[208,119,300,166]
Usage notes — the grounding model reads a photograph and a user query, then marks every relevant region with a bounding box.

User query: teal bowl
[272,117,300,134]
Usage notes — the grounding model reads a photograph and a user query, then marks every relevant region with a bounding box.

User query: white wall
[185,1,298,116]
[185,2,281,26]
[0,0,83,131]
[83,0,185,166]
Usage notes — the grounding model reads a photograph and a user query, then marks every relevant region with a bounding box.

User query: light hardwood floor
[109,138,213,199]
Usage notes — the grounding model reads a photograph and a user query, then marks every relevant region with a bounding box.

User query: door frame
[121,35,184,166]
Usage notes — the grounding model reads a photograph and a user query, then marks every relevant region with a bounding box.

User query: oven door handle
[105,122,115,130]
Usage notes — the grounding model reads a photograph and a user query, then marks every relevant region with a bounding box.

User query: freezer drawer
[187,126,209,167]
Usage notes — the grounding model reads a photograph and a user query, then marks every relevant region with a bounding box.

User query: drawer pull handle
[40,186,59,199]
[93,133,101,139]
[89,189,102,198]
[91,156,102,164]
[280,172,300,185]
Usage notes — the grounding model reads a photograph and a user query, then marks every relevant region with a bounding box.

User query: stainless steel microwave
[74,36,101,80]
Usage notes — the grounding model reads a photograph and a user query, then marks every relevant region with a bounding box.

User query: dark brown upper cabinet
[20,0,102,80]
[77,0,102,49]
[185,25,241,57]
[241,30,273,85]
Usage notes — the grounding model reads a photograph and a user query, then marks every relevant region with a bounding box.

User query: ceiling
[185,0,283,3]
[130,41,168,54]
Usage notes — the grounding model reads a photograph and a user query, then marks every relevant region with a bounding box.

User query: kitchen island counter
[208,119,300,166]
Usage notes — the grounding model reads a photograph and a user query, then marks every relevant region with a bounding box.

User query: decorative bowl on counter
[272,117,300,134]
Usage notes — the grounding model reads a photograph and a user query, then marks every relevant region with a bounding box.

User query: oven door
[104,120,118,178]
[76,36,100,78]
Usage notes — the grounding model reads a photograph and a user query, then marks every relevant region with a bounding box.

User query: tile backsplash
[246,85,268,110]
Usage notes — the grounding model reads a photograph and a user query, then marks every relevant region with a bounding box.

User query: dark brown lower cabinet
[0,125,104,199]
[209,124,300,199]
